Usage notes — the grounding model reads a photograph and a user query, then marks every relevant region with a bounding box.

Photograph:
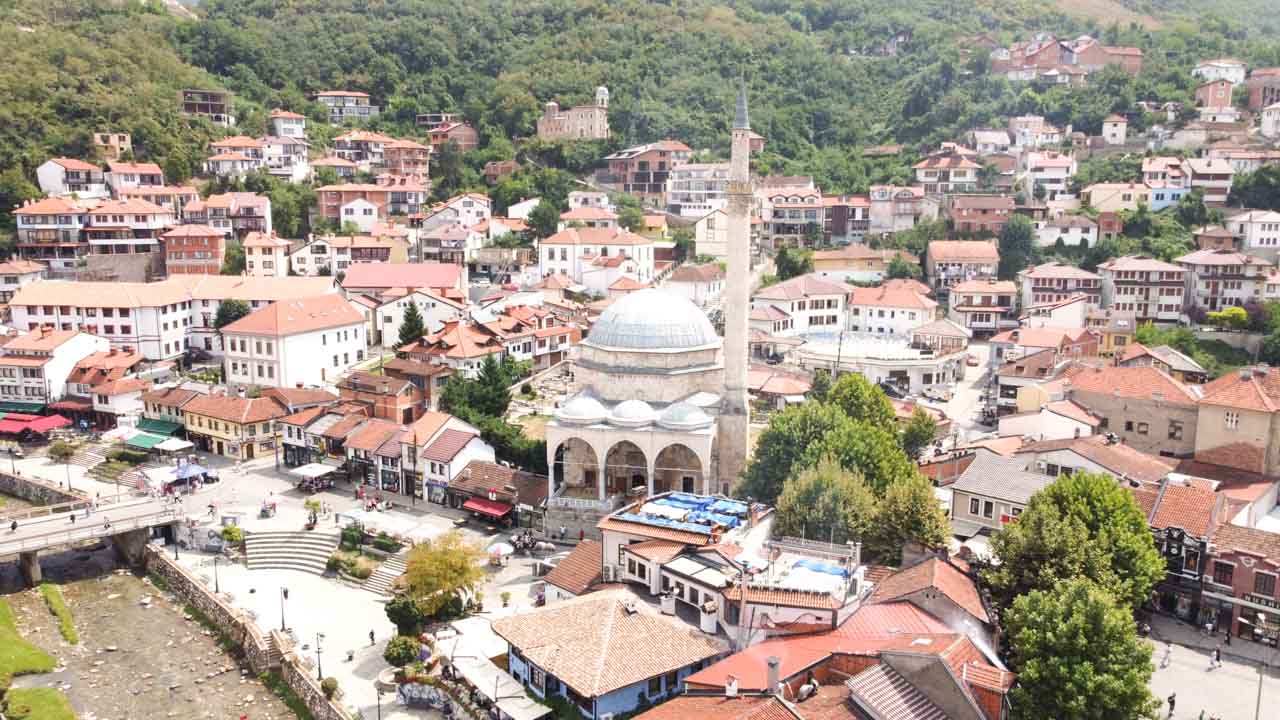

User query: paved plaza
[7,445,556,719]
[1148,615,1280,720]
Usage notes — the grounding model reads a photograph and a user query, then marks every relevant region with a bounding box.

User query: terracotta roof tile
[541,227,653,247]
[421,428,476,462]
[1148,480,1221,538]
[183,395,286,424]
[927,241,999,262]
[622,540,688,564]
[491,589,728,696]
[1018,435,1176,484]
[633,695,791,720]
[869,558,989,624]
[1200,366,1280,412]
[722,585,843,610]
[542,540,603,595]
[597,516,714,544]
[1212,523,1280,561]
[754,274,853,301]
[451,460,547,508]
[848,285,937,312]
[221,294,363,337]
[1067,365,1201,405]
[140,387,200,408]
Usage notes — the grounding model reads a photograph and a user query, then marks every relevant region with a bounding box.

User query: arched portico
[549,437,603,501]
[654,444,706,495]
[605,441,648,497]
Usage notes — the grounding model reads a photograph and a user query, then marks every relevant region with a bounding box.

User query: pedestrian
[369,630,375,647]
[9,520,16,533]
[1213,646,1222,668]
[1198,710,1205,720]
[1167,692,1176,717]
[69,513,76,524]
[1161,642,1173,668]
[1225,631,1231,646]
[558,525,566,541]
[578,528,584,542]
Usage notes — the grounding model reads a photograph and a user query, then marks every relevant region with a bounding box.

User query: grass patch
[88,460,134,481]
[38,584,78,645]
[329,550,378,579]
[516,414,549,441]
[3,687,76,720]
[0,599,56,689]
[182,603,242,656]
[262,670,316,720]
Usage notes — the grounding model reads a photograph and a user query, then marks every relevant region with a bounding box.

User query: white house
[751,274,850,337]
[663,264,725,306]
[0,328,110,405]
[221,295,365,389]
[1036,214,1098,248]
[36,158,108,200]
[260,136,311,183]
[1025,151,1076,201]
[507,197,541,220]
[1263,103,1280,139]
[1192,58,1248,85]
[1182,157,1235,205]
[997,401,1098,442]
[339,198,380,233]
[538,227,656,288]
[242,232,292,278]
[1229,210,1280,259]
[374,290,466,347]
[104,162,164,196]
[0,260,49,304]
[946,279,1018,336]
[1102,115,1128,145]
[90,377,152,426]
[693,209,729,261]
[269,109,307,139]
[846,283,937,337]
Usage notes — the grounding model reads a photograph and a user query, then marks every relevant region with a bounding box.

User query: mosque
[544,82,754,503]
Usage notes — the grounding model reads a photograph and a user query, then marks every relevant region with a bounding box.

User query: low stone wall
[1194,329,1263,354]
[143,546,274,675]
[144,547,354,720]
[275,637,356,720]
[0,472,82,506]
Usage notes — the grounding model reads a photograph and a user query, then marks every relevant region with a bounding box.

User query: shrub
[320,677,338,699]
[383,635,420,668]
[220,526,244,544]
[38,584,78,645]
[107,448,150,465]
[372,533,402,554]
[385,595,426,636]
[325,554,340,573]
[340,525,364,549]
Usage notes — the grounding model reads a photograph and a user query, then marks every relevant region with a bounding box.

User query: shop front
[460,496,515,527]
[379,465,402,494]
[1238,594,1280,647]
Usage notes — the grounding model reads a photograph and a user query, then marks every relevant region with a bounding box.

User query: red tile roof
[928,241,999,262]
[221,294,363,337]
[421,428,476,462]
[633,695,792,720]
[869,558,989,624]
[1019,435,1176,484]
[340,262,462,291]
[543,540,603,595]
[622,540,687,564]
[1199,366,1280,413]
[754,274,853,301]
[50,158,100,171]
[183,395,286,424]
[89,377,150,396]
[848,285,937,312]
[1067,365,1201,405]
[140,386,200,408]
[344,418,402,452]
[541,227,652,247]
[1147,479,1222,538]
[1212,523,1280,561]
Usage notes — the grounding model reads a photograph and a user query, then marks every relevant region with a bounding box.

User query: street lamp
[280,586,288,631]
[213,554,220,594]
[315,632,325,680]
[376,688,383,720]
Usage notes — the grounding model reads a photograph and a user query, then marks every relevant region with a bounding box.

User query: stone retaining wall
[144,547,354,720]
[0,472,82,506]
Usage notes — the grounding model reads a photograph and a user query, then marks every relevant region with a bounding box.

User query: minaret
[718,79,752,494]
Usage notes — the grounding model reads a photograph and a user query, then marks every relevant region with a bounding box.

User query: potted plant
[304,498,321,530]
[473,591,484,611]
[500,591,511,608]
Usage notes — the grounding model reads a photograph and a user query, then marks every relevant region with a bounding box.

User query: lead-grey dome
[658,401,714,431]
[556,394,607,425]
[586,289,718,351]
[609,399,655,428]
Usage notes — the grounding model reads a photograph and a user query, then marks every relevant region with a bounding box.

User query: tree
[221,237,245,275]
[827,373,895,427]
[404,531,486,616]
[618,206,645,232]
[1005,578,1159,720]
[214,299,251,330]
[473,355,514,417]
[900,407,937,459]
[48,440,75,490]
[383,635,420,669]
[809,369,832,403]
[774,456,878,545]
[984,472,1164,612]
[398,302,426,348]
[739,402,851,504]
[773,245,812,281]
[384,595,426,637]
[527,200,561,239]
[886,254,921,279]
[803,421,919,495]
[1207,305,1248,330]
[430,140,466,199]
[867,475,951,563]
[1229,165,1280,210]
[997,215,1036,280]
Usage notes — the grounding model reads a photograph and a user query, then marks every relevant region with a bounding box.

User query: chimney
[108,347,117,356]
[766,657,781,696]
[296,382,304,389]
[725,676,739,698]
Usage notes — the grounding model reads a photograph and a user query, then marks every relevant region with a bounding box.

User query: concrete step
[244,531,339,576]
[362,552,408,597]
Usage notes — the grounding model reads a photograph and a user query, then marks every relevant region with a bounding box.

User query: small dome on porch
[657,401,715,431]
[556,394,607,425]
[608,399,656,428]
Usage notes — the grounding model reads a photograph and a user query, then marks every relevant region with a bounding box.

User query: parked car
[965,354,979,367]
[923,387,954,402]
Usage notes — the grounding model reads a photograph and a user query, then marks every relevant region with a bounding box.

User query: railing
[0,506,180,555]
[0,489,151,522]
[547,493,621,512]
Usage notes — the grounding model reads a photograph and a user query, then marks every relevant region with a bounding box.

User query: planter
[375,667,399,691]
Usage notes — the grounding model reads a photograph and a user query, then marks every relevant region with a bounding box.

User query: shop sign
[1245,593,1280,610]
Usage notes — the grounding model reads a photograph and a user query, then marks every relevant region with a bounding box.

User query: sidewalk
[1149,613,1280,668]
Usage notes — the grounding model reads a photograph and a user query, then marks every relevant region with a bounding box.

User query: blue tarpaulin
[172,464,207,479]
[794,558,849,577]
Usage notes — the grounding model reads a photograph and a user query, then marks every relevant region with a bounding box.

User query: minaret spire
[718,75,752,494]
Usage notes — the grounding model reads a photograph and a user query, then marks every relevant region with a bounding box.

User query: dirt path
[5,546,297,719]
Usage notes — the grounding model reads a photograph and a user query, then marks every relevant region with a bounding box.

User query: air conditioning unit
[1035,461,1047,471]
[602,565,617,582]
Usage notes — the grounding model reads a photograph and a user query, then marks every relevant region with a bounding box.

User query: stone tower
[595,85,610,108]
[718,79,752,494]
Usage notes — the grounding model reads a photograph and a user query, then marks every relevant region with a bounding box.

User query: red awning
[0,420,27,434]
[2,413,38,422]
[461,497,513,518]
[48,399,93,412]
[27,415,71,433]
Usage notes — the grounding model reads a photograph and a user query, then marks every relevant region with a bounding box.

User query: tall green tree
[1005,578,1159,720]
[997,214,1036,280]
[886,255,921,279]
[809,369,832,403]
[774,456,878,545]
[221,237,245,275]
[617,206,645,232]
[398,302,426,348]
[867,475,951,563]
[984,472,1164,612]
[900,407,938,459]
[802,421,919,495]
[473,355,514,417]
[739,402,851,504]
[214,299,251,329]
[774,245,812,281]
[827,373,895,427]
[527,201,561,239]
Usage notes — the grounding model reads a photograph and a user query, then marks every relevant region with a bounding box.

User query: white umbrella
[487,542,515,557]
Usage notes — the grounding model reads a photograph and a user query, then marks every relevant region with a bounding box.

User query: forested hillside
[1,0,1279,226]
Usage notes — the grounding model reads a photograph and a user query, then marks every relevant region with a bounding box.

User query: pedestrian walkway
[363,550,407,597]
[1149,614,1280,667]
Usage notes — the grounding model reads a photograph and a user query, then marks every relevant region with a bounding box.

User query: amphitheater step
[362,552,408,597]
[244,530,339,576]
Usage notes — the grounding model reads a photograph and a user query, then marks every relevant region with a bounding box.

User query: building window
[1256,571,1278,598]
[1169,421,1183,440]
[1136,422,1149,435]
[1124,420,1134,432]
[1212,561,1234,586]
[982,500,994,519]
[1225,411,1239,430]
[969,497,980,515]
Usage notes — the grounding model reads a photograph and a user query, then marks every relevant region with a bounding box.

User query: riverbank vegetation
[38,584,79,645]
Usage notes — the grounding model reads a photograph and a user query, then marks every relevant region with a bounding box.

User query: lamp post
[212,554,220,594]
[376,688,383,720]
[316,632,325,680]
[280,586,288,631]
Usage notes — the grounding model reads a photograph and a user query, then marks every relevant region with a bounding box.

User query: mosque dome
[555,394,607,425]
[657,402,715,431]
[586,289,719,351]
[608,399,656,428]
